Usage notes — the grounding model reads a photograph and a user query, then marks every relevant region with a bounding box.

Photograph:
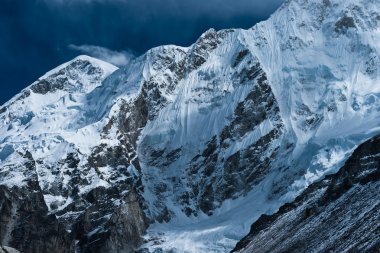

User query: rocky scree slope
[233,134,380,253]
[0,0,380,252]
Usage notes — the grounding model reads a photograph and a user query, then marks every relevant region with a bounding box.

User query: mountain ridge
[1,0,380,252]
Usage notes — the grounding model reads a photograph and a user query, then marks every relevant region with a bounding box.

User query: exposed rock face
[232,135,380,253]
[0,56,148,253]
[30,58,105,95]
[0,0,380,252]
[0,148,73,252]
[0,246,21,253]
[0,185,73,253]
[79,189,148,253]
[183,65,284,216]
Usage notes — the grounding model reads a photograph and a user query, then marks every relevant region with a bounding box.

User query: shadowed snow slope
[0,0,380,252]
[233,134,380,253]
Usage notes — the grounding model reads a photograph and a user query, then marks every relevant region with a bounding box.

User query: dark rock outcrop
[0,246,20,253]
[1,0,380,251]
[232,135,380,253]
[182,61,285,216]
[0,185,73,253]
[78,189,148,253]
[30,58,104,95]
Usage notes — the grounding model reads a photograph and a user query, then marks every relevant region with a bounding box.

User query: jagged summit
[0,54,117,186]
[1,55,116,108]
[36,54,117,81]
[0,0,379,252]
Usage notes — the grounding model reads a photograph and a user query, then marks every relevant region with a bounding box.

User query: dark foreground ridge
[232,135,380,253]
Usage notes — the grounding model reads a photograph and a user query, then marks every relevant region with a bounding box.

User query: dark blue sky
[0,0,282,105]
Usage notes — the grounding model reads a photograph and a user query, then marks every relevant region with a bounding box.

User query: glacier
[0,0,380,252]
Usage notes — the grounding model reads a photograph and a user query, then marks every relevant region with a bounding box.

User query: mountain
[1,0,380,252]
[232,134,380,253]
[0,246,20,253]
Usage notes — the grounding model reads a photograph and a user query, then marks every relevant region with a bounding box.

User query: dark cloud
[0,0,283,105]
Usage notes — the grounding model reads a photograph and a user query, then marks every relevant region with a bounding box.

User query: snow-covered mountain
[1,0,379,252]
[232,134,380,253]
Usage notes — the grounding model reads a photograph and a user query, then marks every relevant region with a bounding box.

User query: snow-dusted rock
[0,0,380,252]
[0,246,20,253]
[233,134,380,253]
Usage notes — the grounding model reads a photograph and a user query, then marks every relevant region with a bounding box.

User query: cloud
[68,44,134,66]
[0,0,283,104]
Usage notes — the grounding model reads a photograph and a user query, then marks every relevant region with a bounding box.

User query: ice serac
[1,0,380,252]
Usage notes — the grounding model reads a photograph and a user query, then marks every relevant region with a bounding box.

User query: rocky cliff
[0,0,380,252]
[233,134,380,253]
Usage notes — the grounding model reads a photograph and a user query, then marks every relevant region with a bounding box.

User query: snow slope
[1,0,380,252]
[0,55,117,204]
[138,0,380,251]
[233,134,380,253]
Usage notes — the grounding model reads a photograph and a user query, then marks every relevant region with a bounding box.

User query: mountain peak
[30,55,117,94]
[0,1,379,252]
[70,54,117,72]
